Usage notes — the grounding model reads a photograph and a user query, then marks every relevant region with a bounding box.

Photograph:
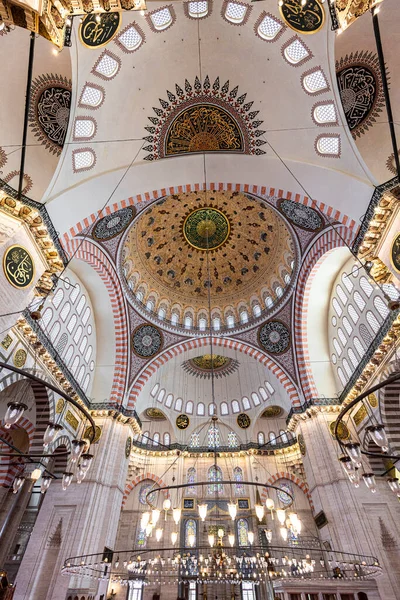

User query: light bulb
[208,534,215,547]
[255,504,264,522]
[228,501,237,521]
[4,402,27,428]
[62,472,73,490]
[188,533,195,547]
[140,511,150,529]
[198,503,208,521]
[40,476,52,493]
[70,440,85,463]
[151,508,161,525]
[30,468,42,481]
[280,527,288,541]
[217,528,224,539]
[264,529,272,543]
[248,531,254,545]
[228,534,235,547]
[43,422,63,447]
[171,531,178,545]
[363,472,377,493]
[366,425,389,452]
[277,509,286,525]
[266,498,275,511]
[172,508,181,525]
[13,476,25,494]
[155,528,163,542]
[163,498,171,511]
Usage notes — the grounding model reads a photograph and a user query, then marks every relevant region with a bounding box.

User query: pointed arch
[261,471,314,513]
[122,472,169,508]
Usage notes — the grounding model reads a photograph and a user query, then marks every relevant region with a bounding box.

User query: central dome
[122,191,296,331]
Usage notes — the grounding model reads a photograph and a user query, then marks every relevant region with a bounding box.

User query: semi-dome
[121,190,297,332]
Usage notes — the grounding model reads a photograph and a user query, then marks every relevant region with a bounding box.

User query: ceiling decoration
[237,413,251,429]
[132,324,163,358]
[391,233,400,273]
[79,13,121,48]
[279,0,325,34]
[3,245,34,289]
[93,206,136,241]
[181,354,240,379]
[261,405,283,418]
[278,198,323,231]
[176,414,189,429]
[182,207,231,252]
[144,407,166,420]
[28,74,72,156]
[122,191,296,330]
[336,51,384,139]
[142,76,266,161]
[258,321,290,354]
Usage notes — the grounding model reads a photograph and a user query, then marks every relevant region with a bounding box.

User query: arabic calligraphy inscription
[280,0,325,34]
[3,246,34,289]
[79,13,121,48]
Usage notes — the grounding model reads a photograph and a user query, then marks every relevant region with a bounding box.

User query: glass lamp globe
[255,504,264,522]
[172,508,181,525]
[12,476,25,494]
[344,443,362,466]
[198,503,208,521]
[141,511,150,529]
[70,440,85,463]
[40,476,52,494]
[276,509,286,525]
[339,456,355,476]
[280,527,288,541]
[266,498,274,511]
[227,502,237,521]
[163,498,171,511]
[248,531,254,545]
[80,453,93,473]
[155,528,163,542]
[188,533,195,547]
[208,534,215,547]
[228,534,235,547]
[363,472,377,493]
[151,508,161,525]
[366,425,389,452]
[62,472,73,491]
[171,531,178,545]
[4,402,28,429]
[217,528,224,539]
[43,422,63,447]
[388,477,400,496]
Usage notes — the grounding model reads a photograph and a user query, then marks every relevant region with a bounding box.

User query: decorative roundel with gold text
[176,414,189,429]
[237,413,251,429]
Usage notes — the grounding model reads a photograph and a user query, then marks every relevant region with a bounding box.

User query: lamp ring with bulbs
[0,361,96,493]
[334,371,400,496]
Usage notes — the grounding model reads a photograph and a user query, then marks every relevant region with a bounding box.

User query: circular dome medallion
[329,421,350,441]
[176,414,189,430]
[277,482,293,506]
[391,233,400,273]
[237,413,251,429]
[13,349,27,368]
[132,324,163,358]
[278,199,323,232]
[125,436,132,458]
[183,207,231,251]
[259,321,290,354]
[93,207,136,241]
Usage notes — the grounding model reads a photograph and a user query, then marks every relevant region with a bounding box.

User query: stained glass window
[136,525,147,548]
[185,519,197,547]
[228,432,238,448]
[277,482,292,506]
[233,466,244,495]
[208,425,220,448]
[190,433,200,448]
[187,467,197,495]
[237,518,249,547]
[139,483,156,505]
[258,432,265,445]
[207,465,223,495]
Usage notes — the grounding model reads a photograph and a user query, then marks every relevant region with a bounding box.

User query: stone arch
[127,336,301,410]
[63,238,128,403]
[122,472,169,508]
[261,471,314,513]
[294,226,355,401]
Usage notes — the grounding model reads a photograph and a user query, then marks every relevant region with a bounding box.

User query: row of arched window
[257,431,291,446]
[150,382,275,415]
[141,431,171,447]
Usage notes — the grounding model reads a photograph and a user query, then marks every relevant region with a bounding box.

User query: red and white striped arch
[261,471,314,513]
[127,336,302,410]
[294,226,355,401]
[62,182,357,243]
[122,472,169,508]
[63,238,129,404]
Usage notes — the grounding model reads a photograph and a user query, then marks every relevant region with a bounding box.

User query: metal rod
[372,7,400,179]
[18,31,36,200]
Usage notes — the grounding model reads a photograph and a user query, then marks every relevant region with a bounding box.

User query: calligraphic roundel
[3,246,34,289]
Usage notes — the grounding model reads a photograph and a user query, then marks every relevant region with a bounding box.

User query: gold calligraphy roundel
[79,13,121,49]
[391,233,400,273]
[3,245,34,289]
[279,0,325,34]
[13,349,27,368]
[237,413,251,429]
[176,414,189,430]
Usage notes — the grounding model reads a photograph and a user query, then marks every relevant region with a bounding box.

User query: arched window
[354,290,366,311]
[83,373,90,392]
[67,314,77,333]
[174,398,182,411]
[237,518,249,547]
[117,25,143,52]
[348,348,359,368]
[79,336,88,354]
[151,383,160,397]
[76,295,86,315]
[77,365,85,383]
[253,304,262,317]
[283,38,310,65]
[52,288,64,309]
[187,467,196,495]
[264,296,273,309]
[136,525,146,548]
[139,483,155,505]
[337,328,347,346]
[165,393,173,408]
[343,359,352,379]
[213,317,221,331]
[269,432,276,445]
[188,0,209,18]
[258,432,265,445]
[190,433,200,448]
[233,466,244,495]
[265,381,275,394]
[49,322,60,342]
[221,402,229,416]
[359,324,373,348]
[164,432,170,446]
[336,285,347,305]
[153,433,160,446]
[382,283,399,300]
[302,68,329,94]
[70,283,80,303]
[71,356,79,375]
[341,272,353,292]
[141,431,149,445]
[259,387,268,400]
[73,325,83,344]
[197,402,205,416]
[85,346,93,362]
[342,316,353,336]
[251,392,260,406]
[232,400,240,413]
[332,298,342,317]
[242,396,251,410]
[276,286,283,298]
[338,367,347,386]
[228,431,238,448]
[198,317,207,330]
[157,389,166,402]
[171,312,178,325]
[186,401,194,415]
[42,307,53,329]
[279,430,288,444]
[185,519,197,547]
[209,403,216,416]
[240,310,248,324]
[82,306,91,326]
[150,6,174,31]
[374,296,389,319]
[353,337,364,357]
[158,307,166,321]
[348,304,359,324]
[226,315,235,328]
[333,338,342,356]
[332,354,337,365]
[224,1,248,24]
[366,311,380,334]
[184,315,192,329]
[360,277,373,298]
[64,345,74,365]
[207,465,223,495]
[208,425,220,448]
[257,14,283,41]
[56,333,68,356]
